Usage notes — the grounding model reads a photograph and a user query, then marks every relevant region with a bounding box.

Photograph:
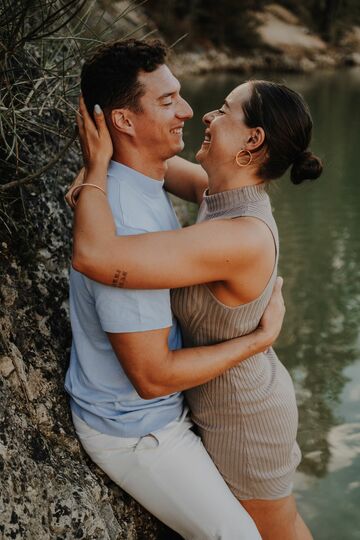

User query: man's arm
[107,277,285,399]
[164,156,208,204]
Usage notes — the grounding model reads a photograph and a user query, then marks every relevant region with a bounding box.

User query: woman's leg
[241,495,313,540]
[295,512,313,540]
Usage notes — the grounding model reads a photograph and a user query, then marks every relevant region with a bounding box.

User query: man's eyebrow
[157,85,181,100]
[158,92,175,100]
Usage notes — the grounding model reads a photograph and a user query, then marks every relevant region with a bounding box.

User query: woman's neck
[207,166,264,195]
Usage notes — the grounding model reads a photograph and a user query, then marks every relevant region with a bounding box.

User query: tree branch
[0,130,77,193]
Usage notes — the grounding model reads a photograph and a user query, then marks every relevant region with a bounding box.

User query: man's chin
[177,139,185,153]
[168,140,185,158]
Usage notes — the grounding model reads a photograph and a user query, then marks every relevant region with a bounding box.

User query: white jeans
[72,409,261,540]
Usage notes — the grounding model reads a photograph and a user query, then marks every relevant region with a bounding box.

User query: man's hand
[257,277,285,351]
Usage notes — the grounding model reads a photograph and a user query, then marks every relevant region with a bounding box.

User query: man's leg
[73,412,261,540]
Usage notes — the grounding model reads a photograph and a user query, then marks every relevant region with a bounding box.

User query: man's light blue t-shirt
[65,161,184,437]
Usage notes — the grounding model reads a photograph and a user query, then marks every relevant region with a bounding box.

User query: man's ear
[110,109,135,136]
[246,127,265,151]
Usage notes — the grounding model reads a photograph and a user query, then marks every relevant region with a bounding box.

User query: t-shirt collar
[108,160,164,197]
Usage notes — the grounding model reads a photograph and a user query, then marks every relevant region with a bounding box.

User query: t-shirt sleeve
[90,280,173,334]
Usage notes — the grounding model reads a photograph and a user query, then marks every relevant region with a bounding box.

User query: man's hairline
[107,62,180,117]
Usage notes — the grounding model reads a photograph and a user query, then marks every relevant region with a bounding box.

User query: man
[65,39,285,539]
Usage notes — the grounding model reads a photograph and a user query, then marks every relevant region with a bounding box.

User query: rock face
[0,149,176,539]
[257,4,327,54]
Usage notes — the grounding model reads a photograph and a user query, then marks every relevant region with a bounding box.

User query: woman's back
[171,183,278,346]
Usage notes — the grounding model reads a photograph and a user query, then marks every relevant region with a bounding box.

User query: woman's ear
[247,127,265,151]
[110,109,135,135]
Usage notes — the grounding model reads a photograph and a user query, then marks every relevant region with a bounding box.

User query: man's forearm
[164,156,208,203]
[142,329,270,398]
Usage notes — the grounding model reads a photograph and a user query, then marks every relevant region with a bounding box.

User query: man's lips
[170,125,184,135]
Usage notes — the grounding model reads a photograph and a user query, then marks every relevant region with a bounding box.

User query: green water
[179,69,360,540]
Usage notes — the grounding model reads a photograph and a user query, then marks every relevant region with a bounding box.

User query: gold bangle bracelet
[70,183,107,207]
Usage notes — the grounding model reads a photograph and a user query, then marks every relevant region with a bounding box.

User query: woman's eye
[163,102,172,107]
[217,109,225,114]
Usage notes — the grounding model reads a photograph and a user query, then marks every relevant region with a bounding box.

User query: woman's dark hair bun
[290,150,323,185]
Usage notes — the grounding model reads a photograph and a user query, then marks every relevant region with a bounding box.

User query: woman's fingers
[76,111,85,145]
[79,95,93,128]
[64,168,86,210]
[93,104,108,135]
[76,110,89,166]
[94,104,113,155]
[78,95,113,166]
[79,95,100,143]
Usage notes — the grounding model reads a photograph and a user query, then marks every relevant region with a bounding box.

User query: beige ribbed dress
[171,184,301,500]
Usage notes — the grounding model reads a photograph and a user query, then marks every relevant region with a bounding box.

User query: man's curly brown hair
[81,39,168,116]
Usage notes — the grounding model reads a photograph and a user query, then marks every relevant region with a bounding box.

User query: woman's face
[196,82,253,172]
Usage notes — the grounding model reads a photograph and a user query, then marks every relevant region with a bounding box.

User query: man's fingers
[274,276,283,292]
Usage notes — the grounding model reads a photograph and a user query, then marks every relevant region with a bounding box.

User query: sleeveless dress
[171,184,301,500]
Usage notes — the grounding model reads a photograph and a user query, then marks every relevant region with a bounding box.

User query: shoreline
[171,48,360,78]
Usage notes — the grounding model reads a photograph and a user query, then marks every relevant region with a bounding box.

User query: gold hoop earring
[235,149,252,167]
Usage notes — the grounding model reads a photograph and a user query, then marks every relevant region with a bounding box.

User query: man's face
[131,65,193,160]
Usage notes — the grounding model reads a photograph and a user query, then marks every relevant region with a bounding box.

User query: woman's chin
[195,146,208,164]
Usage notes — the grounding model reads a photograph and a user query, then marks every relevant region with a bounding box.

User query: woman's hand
[65,167,85,210]
[77,96,113,171]
[65,97,113,209]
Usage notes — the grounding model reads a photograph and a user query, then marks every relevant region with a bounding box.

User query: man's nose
[177,96,193,119]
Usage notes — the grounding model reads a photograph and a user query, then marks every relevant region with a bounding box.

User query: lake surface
[179,68,360,540]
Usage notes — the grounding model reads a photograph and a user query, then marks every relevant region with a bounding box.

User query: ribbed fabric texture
[171,184,301,500]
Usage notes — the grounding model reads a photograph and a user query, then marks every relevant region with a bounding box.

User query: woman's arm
[73,98,266,290]
[74,203,263,289]
[164,156,208,205]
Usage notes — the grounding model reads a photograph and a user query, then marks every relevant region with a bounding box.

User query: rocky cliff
[0,145,180,539]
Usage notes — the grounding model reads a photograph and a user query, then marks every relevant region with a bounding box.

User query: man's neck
[112,147,167,181]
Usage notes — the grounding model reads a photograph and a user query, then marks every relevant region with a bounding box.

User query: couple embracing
[65,38,322,539]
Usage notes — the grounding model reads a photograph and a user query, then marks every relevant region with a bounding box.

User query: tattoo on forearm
[112,269,128,288]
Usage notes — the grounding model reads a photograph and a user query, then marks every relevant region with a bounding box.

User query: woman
[70,80,322,539]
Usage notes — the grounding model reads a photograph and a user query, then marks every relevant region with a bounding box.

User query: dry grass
[0,0,151,193]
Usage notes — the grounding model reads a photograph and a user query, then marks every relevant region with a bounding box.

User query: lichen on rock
[0,145,176,539]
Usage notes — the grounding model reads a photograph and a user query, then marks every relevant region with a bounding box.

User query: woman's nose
[202,110,215,126]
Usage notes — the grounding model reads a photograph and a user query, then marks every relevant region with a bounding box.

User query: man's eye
[217,109,225,114]
[163,102,172,106]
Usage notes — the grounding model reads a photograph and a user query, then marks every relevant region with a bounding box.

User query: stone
[0,282,17,308]
[343,52,360,66]
[0,144,166,539]
[0,356,14,378]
